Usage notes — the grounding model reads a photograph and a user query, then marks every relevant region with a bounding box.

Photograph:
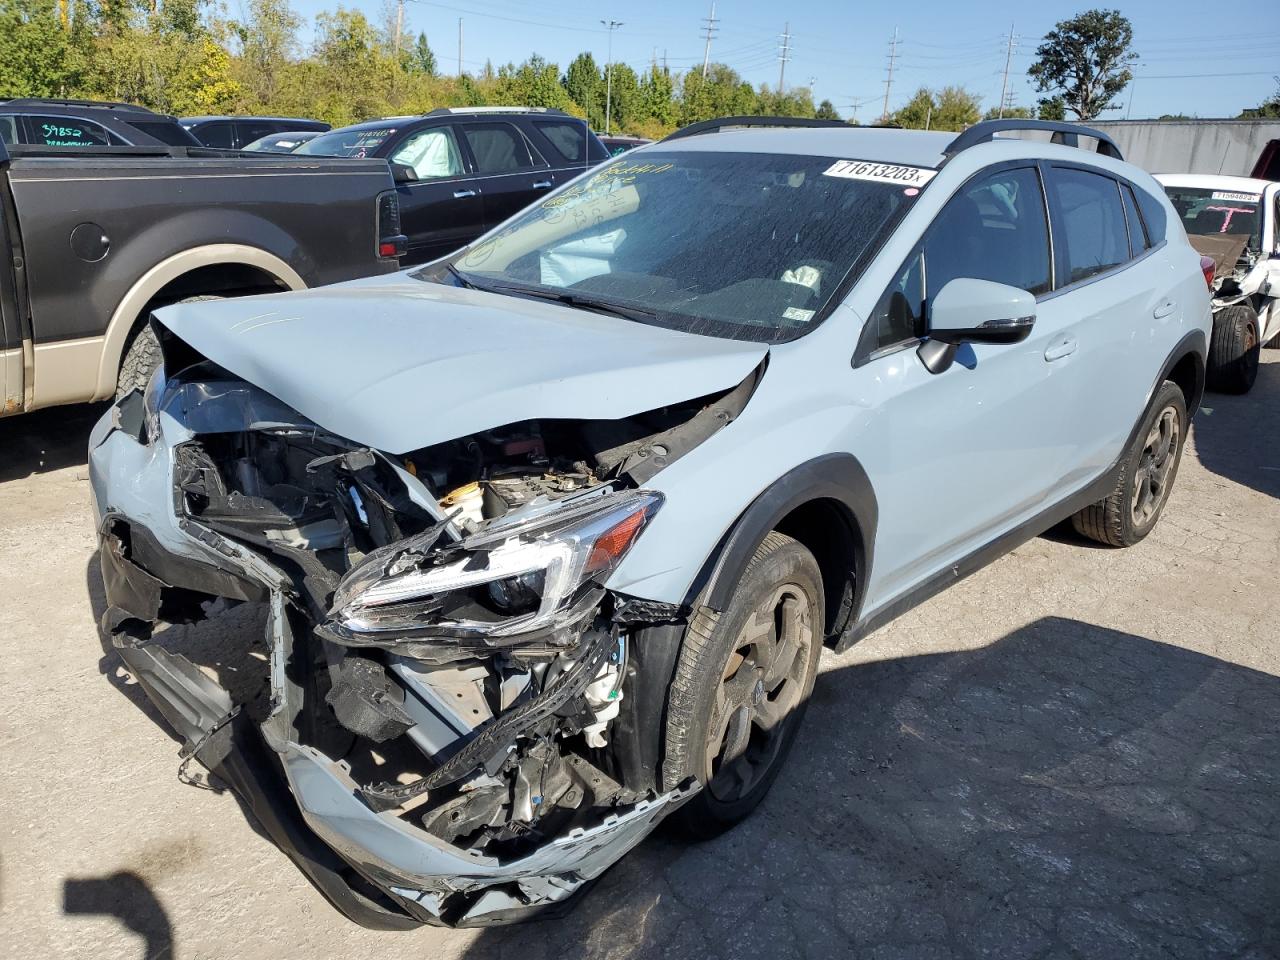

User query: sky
[272,0,1279,121]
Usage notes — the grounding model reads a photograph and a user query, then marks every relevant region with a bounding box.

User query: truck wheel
[1206,304,1260,394]
[116,296,223,399]
[665,531,824,839]
[1071,381,1187,547]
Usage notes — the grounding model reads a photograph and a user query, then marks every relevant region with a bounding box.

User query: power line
[700,3,719,78]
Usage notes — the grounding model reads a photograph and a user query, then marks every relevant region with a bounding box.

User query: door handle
[531,180,553,190]
[1044,335,1078,362]
[453,189,476,198]
[1153,300,1176,319]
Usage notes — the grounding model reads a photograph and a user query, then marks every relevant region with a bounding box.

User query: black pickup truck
[0,141,406,416]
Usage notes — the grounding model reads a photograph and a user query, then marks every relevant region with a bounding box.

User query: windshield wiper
[475,280,659,323]
[444,263,474,289]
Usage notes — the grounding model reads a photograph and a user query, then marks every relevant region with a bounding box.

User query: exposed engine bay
[92,343,759,926]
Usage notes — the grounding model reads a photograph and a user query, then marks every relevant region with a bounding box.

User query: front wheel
[665,531,824,838]
[116,295,224,399]
[1071,380,1188,547]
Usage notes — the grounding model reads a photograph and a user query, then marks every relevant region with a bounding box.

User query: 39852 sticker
[822,159,937,187]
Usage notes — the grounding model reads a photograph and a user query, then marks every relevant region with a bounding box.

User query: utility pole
[457,18,463,77]
[394,0,405,57]
[1126,79,1137,119]
[601,20,624,135]
[700,3,719,79]
[997,23,1016,119]
[881,27,899,122]
[777,23,792,92]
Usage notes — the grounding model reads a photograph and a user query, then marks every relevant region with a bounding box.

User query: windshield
[1163,185,1263,250]
[431,150,923,342]
[129,120,201,146]
[296,125,397,158]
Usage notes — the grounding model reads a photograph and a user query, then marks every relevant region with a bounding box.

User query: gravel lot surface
[3,355,1278,960]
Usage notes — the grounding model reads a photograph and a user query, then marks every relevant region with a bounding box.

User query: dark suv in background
[0,98,200,147]
[298,107,610,263]
[182,115,331,150]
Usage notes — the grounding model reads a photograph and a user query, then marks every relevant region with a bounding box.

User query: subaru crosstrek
[88,117,1211,928]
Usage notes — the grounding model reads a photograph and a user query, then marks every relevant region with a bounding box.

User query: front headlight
[323,489,662,648]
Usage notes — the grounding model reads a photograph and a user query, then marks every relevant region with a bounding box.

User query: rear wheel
[665,532,824,838]
[1071,381,1187,547]
[116,295,223,399]
[1206,304,1260,394]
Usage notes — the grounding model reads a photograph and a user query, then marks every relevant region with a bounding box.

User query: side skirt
[833,462,1118,653]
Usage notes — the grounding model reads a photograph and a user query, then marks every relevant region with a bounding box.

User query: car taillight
[1200,255,1216,289]
[377,190,407,261]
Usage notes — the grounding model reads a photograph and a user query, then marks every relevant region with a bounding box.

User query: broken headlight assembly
[322,489,663,652]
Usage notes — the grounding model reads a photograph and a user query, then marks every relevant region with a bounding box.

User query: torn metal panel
[88,360,718,929]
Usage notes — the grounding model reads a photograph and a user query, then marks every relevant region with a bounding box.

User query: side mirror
[918,278,1037,374]
[390,161,418,184]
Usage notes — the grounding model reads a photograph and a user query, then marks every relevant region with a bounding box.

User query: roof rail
[943,119,1123,161]
[426,106,571,117]
[661,115,848,142]
[0,97,158,114]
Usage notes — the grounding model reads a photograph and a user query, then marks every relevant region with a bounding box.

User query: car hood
[154,273,769,454]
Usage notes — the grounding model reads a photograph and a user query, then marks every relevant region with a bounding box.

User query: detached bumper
[90,412,691,927]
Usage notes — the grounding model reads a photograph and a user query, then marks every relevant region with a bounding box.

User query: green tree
[638,64,674,129]
[982,104,1034,120]
[1037,96,1066,121]
[232,0,300,110]
[1238,80,1279,119]
[1028,9,1137,120]
[412,32,436,76]
[890,86,980,131]
[0,0,85,98]
[814,98,841,121]
[563,52,602,127]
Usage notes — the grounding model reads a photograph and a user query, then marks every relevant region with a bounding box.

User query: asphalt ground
[2,354,1277,960]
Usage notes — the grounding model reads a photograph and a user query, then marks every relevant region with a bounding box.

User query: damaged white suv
[89,118,1211,928]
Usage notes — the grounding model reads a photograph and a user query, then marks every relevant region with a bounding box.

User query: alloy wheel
[705,583,815,804]
[1130,405,1181,526]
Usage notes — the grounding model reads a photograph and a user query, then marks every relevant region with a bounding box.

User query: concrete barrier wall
[1088,120,1280,177]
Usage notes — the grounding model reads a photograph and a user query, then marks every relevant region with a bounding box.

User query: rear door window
[533,120,587,164]
[193,121,235,148]
[1050,167,1131,284]
[236,121,283,149]
[462,122,536,173]
[390,127,465,180]
[26,116,112,147]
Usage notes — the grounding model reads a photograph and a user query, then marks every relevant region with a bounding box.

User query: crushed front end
[86,341,757,927]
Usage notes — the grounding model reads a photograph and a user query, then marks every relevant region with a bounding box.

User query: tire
[1264,308,1280,349]
[1070,380,1188,547]
[1205,304,1260,394]
[665,531,824,838]
[115,295,223,399]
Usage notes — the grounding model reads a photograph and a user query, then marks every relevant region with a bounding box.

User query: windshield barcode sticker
[1210,191,1260,203]
[823,160,937,187]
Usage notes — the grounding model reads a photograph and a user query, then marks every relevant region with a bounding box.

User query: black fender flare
[694,452,878,634]
[1158,327,1207,422]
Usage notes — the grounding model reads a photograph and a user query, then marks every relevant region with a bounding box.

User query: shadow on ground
[90,584,1280,958]
[461,618,1280,960]
[0,402,106,483]
[64,870,173,960]
[1194,355,1280,500]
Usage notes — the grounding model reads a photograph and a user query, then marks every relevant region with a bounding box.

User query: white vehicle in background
[1156,174,1280,393]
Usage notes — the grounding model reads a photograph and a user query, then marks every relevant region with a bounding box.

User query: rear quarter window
[533,120,587,164]
[1134,185,1168,245]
